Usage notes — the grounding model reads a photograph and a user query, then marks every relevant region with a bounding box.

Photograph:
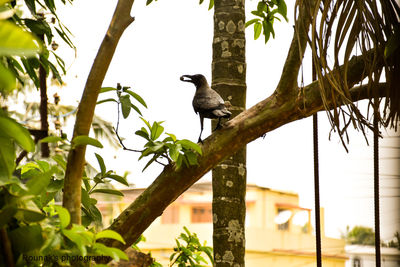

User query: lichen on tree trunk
[211,0,247,266]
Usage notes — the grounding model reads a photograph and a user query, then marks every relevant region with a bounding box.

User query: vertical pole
[313,114,322,267]
[312,65,322,267]
[373,103,381,267]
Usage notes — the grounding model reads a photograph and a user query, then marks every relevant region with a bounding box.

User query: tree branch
[101,51,386,252]
[275,0,314,96]
[63,0,135,224]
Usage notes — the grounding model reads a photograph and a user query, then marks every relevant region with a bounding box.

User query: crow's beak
[180,75,193,82]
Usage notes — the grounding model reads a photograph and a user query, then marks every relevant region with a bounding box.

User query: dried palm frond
[295,0,400,146]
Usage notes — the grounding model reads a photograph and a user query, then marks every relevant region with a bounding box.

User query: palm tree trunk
[211,0,247,266]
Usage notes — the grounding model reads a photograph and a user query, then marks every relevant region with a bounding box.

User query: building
[98,182,347,266]
[345,245,400,267]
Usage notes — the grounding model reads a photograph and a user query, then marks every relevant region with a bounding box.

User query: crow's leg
[213,117,222,131]
[198,115,204,143]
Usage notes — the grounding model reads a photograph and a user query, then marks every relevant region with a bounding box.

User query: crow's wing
[193,89,225,112]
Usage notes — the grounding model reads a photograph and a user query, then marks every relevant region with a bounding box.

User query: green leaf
[92,243,128,261]
[0,205,17,228]
[97,98,118,105]
[9,225,43,253]
[21,57,39,87]
[24,19,52,43]
[126,89,147,108]
[150,121,164,140]
[251,10,264,18]
[185,151,198,166]
[100,87,117,93]
[142,155,158,172]
[120,94,132,119]
[55,26,74,49]
[25,169,52,196]
[208,0,214,10]
[140,117,152,130]
[52,154,66,170]
[40,136,64,143]
[169,143,182,162]
[95,153,106,176]
[276,0,288,22]
[17,207,46,222]
[176,139,202,155]
[91,188,124,196]
[54,205,70,229]
[106,174,129,186]
[36,160,50,172]
[257,1,267,12]
[146,0,153,5]
[165,132,177,142]
[135,129,150,141]
[23,0,36,15]
[0,20,41,56]
[254,22,262,40]
[62,229,87,256]
[72,135,103,149]
[0,116,35,152]
[263,20,273,43]
[0,61,16,92]
[96,230,126,244]
[0,136,15,180]
[245,18,260,28]
[130,103,143,116]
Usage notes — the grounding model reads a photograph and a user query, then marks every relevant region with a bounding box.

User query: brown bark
[39,33,49,158]
[62,0,135,224]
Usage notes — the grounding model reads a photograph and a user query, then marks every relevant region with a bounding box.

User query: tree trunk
[62,0,135,225]
[211,0,247,266]
[39,34,49,158]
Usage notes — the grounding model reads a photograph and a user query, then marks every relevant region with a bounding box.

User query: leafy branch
[169,226,213,267]
[246,0,288,43]
[98,84,203,172]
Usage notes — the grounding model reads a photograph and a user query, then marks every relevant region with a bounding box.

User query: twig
[155,159,167,167]
[113,127,142,153]
[0,228,14,267]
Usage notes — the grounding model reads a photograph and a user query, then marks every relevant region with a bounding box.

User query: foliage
[2,0,74,90]
[246,0,288,43]
[342,225,375,246]
[135,118,202,171]
[169,226,213,267]
[98,84,202,172]
[132,228,213,267]
[0,155,128,266]
[295,0,400,147]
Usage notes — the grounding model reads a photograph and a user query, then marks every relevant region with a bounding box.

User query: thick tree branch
[63,0,135,224]
[275,0,314,96]
[101,51,386,252]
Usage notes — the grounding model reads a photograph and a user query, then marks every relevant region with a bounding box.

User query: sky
[43,0,400,240]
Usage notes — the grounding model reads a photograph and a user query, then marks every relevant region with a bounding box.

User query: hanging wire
[313,65,322,267]
[373,98,381,267]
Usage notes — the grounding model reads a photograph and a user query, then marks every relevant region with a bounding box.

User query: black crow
[180,74,232,143]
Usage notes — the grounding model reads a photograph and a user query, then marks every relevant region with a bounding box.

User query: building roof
[345,245,400,256]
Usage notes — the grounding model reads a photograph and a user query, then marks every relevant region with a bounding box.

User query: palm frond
[295,0,400,143]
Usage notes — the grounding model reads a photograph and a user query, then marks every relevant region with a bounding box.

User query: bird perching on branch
[180,74,232,143]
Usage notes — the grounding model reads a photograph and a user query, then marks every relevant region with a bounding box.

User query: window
[191,206,212,223]
[161,205,179,224]
[353,257,361,267]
